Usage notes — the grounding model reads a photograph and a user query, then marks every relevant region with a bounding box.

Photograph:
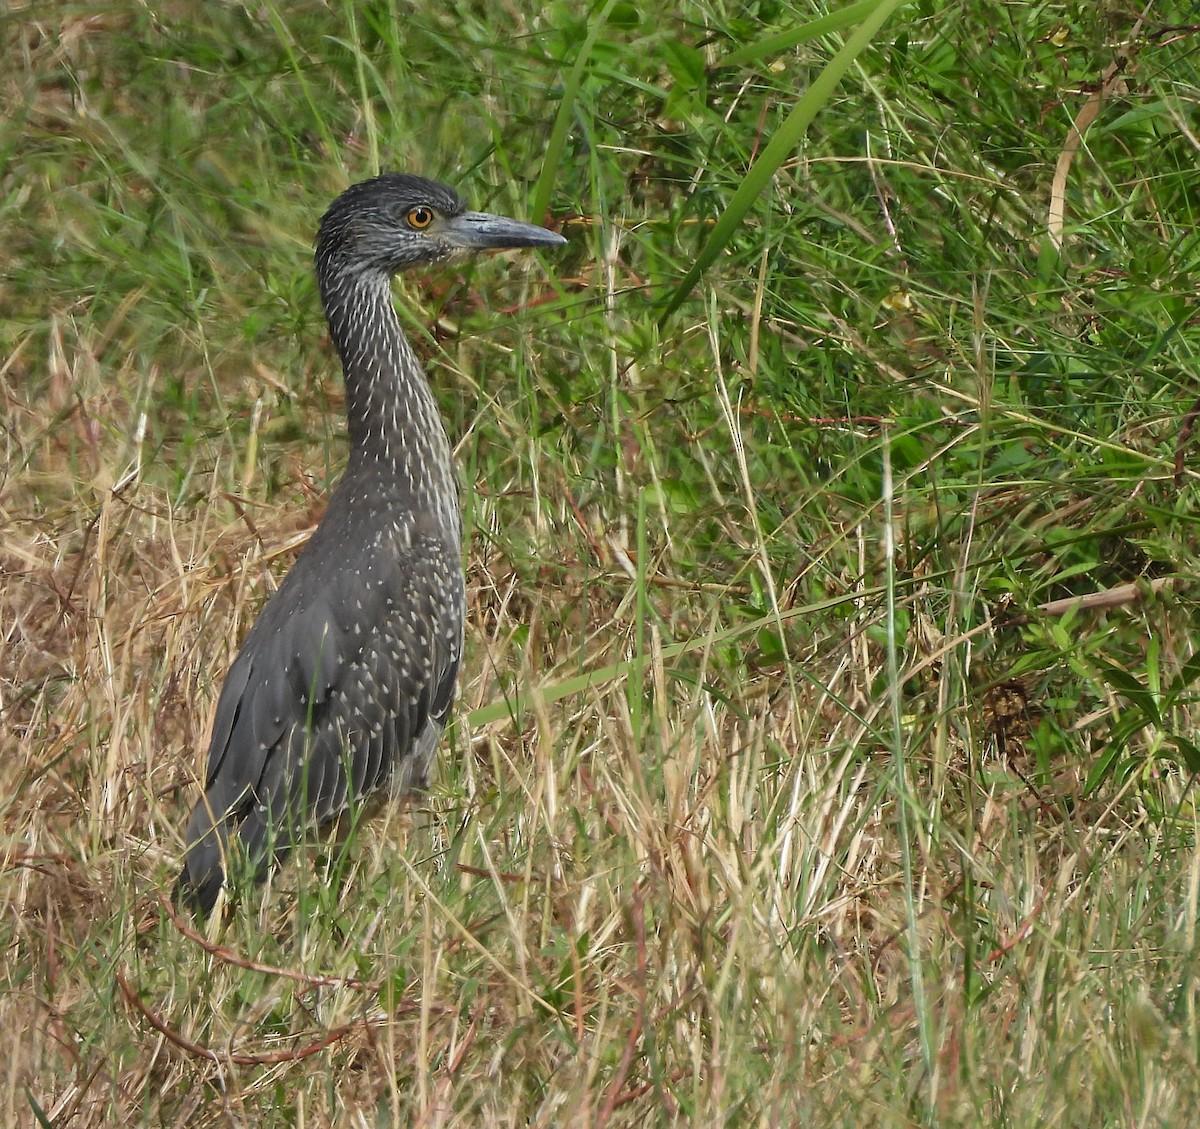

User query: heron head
[316,173,565,278]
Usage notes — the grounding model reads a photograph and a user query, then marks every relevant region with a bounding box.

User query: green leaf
[1164,736,1200,774]
[27,1093,54,1129]
[1084,741,1124,794]
[1167,649,1200,699]
[756,626,786,664]
[662,40,705,91]
[1094,659,1160,726]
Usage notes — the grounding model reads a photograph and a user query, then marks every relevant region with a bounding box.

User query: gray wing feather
[180,526,462,910]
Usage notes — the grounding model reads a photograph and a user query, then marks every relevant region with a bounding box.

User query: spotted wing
[181,525,462,908]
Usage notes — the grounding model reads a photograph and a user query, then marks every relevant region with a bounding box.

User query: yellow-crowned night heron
[179,173,565,913]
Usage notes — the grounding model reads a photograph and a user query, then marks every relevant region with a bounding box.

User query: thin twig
[610,1069,690,1111]
[596,884,651,1129]
[563,486,607,565]
[158,892,380,992]
[984,899,1046,963]
[1048,4,1152,249]
[116,967,363,1066]
[1037,577,1174,617]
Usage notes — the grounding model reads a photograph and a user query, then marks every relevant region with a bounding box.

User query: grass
[3,0,1200,1124]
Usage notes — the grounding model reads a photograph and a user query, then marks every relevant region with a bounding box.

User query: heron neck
[318,268,459,532]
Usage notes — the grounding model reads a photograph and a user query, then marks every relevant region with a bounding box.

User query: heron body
[179,174,565,913]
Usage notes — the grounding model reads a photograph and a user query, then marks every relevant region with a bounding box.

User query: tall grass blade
[660,0,909,321]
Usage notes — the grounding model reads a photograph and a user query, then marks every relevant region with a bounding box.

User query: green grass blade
[718,0,890,70]
[531,0,619,224]
[659,0,910,322]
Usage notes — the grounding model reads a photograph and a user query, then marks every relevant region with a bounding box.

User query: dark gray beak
[444,211,567,251]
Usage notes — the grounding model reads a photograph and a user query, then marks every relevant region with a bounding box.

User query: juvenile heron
[179,173,565,913]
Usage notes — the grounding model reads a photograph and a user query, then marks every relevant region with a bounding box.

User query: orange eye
[406,206,434,230]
